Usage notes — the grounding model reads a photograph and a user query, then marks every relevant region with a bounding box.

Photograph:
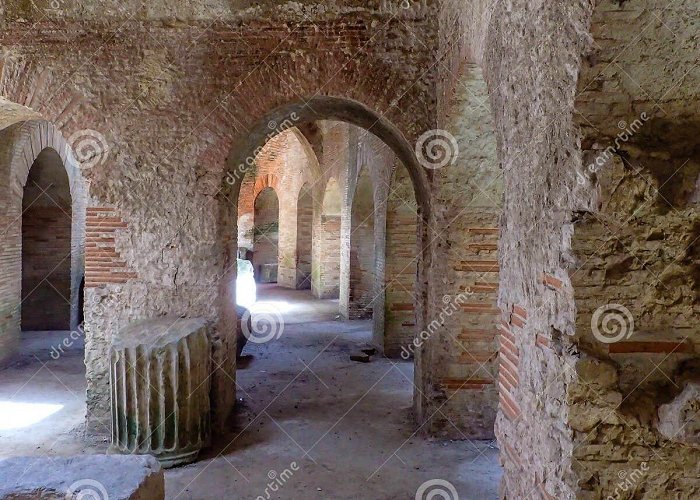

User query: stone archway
[252,186,280,283]
[218,96,433,431]
[0,119,86,366]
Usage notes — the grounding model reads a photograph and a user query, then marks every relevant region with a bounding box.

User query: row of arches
[236,123,419,353]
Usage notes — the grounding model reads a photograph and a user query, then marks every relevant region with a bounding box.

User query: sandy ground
[0,285,501,499]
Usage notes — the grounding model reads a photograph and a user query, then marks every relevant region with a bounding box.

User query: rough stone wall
[565,1,700,497]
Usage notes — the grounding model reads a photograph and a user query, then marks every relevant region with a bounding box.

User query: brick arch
[253,174,280,201]
[218,95,434,431]
[0,64,101,145]
[205,49,431,147]
[289,127,322,180]
[223,96,431,219]
[0,118,87,366]
[7,120,84,198]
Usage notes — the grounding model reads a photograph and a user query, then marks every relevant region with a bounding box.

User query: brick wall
[237,130,314,288]
[383,164,418,357]
[314,178,342,299]
[296,185,313,289]
[313,122,350,300]
[0,120,86,365]
[21,204,72,330]
[417,63,501,438]
[348,167,375,319]
[252,187,279,280]
[0,7,441,433]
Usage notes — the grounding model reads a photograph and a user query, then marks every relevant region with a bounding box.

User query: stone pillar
[109,317,211,468]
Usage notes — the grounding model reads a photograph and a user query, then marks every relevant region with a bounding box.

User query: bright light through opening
[0,401,64,430]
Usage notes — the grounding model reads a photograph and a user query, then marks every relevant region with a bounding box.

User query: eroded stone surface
[0,455,164,500]
[110,317,211,467]
[658,382,700,445]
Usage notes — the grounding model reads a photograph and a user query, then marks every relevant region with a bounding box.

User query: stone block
[110,317,211,467]
[657,382,700,444]
[0,455,164,499]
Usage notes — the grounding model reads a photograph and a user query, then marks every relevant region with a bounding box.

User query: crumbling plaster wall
[567,0,700,496]
[483,0,596,496]
[482,0,700,497]
[0,3,438,432]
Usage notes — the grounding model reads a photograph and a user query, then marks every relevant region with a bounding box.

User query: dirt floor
[0,285,502,499]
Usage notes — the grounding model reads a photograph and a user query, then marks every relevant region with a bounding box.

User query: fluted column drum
[109,317,211,468]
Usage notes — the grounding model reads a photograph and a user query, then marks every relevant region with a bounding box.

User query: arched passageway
[252,187,280,283]
[21,148,73,331]
[348,167,375,319]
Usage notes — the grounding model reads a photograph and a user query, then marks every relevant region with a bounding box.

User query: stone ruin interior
[0,1,698,499]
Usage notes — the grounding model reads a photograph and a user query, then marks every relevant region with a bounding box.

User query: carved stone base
[109,317,211,467]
